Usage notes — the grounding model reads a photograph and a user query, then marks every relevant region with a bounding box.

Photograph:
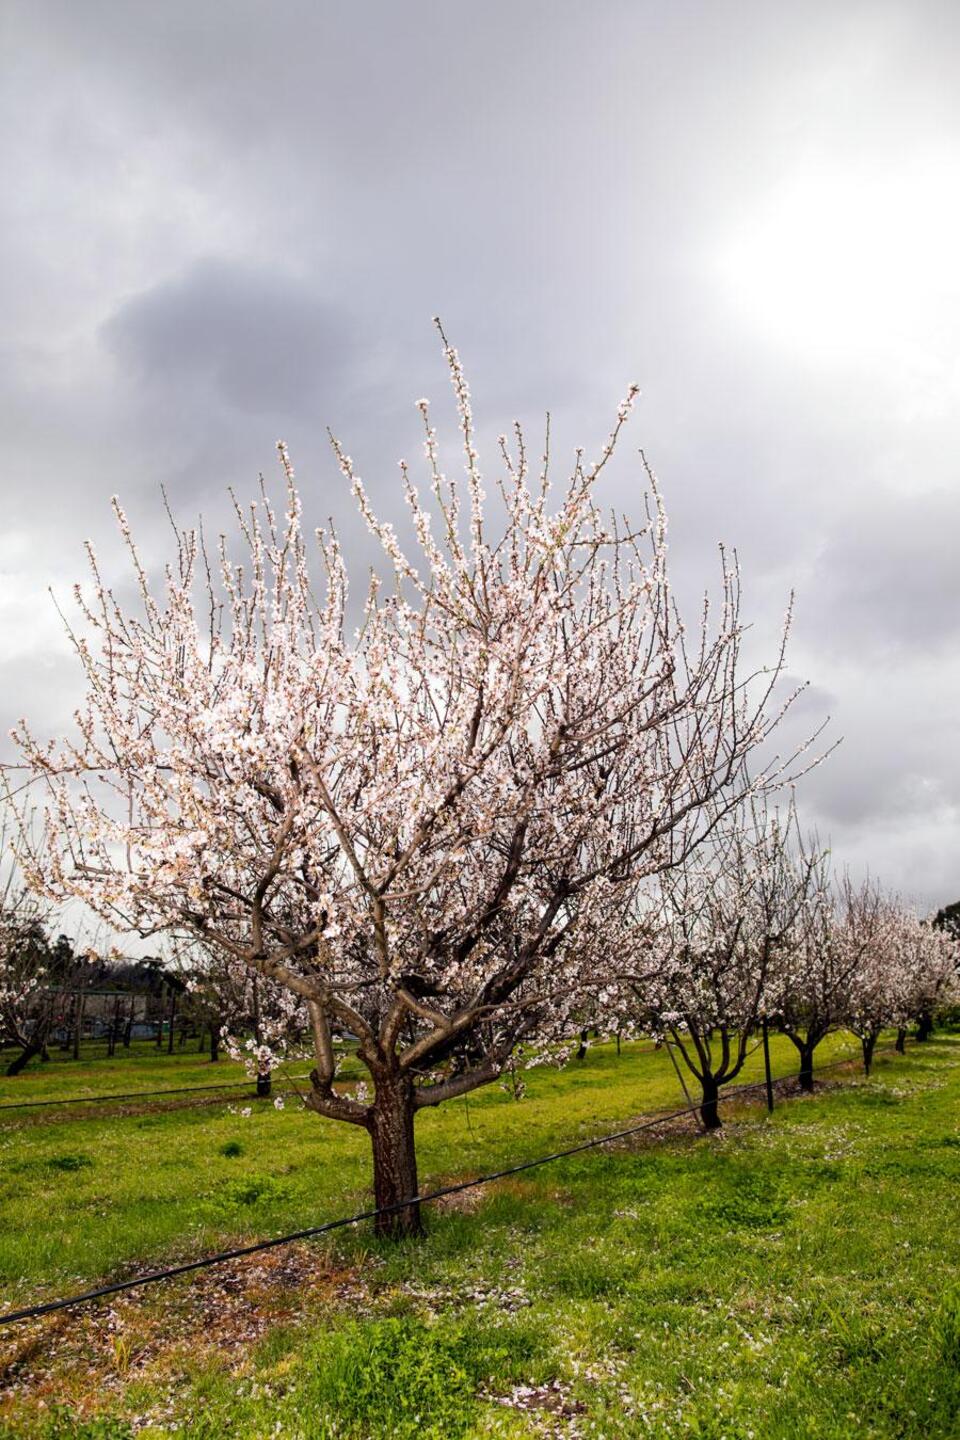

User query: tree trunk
[6,1041,42,1076]
[916,1011,933,1043]
[861,1032,877,1077]
[72,992,85,1061]
[108,995,121,1057]
[699,1073,722,1131]
[798,1043,815,1093]
[576,1028,589,1061]
[210,1024,220,1063]
[368,1076,423,1238]
[895,1027,907,1055]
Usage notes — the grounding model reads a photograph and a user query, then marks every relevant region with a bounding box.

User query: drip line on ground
[0,1044,879,1329]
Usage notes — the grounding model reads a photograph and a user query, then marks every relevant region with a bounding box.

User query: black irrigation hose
[0,1075,314,1113]
[0,1044,879,1329]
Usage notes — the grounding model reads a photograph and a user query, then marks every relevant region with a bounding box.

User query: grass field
[1,1032,958,1438]
[0,1042,262,1103]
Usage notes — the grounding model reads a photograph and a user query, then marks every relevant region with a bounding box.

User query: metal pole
[762,1018,774,1113]
[665,1038,706,1132]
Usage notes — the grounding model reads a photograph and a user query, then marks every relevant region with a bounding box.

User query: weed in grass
[699,1171,788,1230]
[935,1284,960,1370]
[301,1317,475,1438]
[0,1409,133,1440]
[209,1175,293,1212]
[45,1152,95,1173]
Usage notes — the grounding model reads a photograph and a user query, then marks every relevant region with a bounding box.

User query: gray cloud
[102,260,355,417]
[2,0,959,909]
[805,487,960,657]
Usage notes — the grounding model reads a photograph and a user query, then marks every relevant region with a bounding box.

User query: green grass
[0,1043,253,1103]
[0,1033,857,1297]
[0,1038,366,1106]
[1,1033,958,1438]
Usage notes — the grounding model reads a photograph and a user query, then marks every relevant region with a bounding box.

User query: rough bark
[368,1076,423,1238]
[780,1025,825,1093]
[6,1041,42,1076]
[798,1042,815,1092]
[895,1027,907,1055]
[861,1032,877,1076]
[699,1072,722,1130]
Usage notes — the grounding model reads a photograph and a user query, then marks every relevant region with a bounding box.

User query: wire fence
[0,1043,884,1330]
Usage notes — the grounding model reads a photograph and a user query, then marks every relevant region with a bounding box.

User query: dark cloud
[804,487,960,657]
[102,260,355,417]
[1,0,959,907]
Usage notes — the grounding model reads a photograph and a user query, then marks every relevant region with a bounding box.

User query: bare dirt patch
[0,1242,357,1415]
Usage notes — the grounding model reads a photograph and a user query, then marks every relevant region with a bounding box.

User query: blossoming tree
[840,882,901,1076]
[900,915,959,1044]
[0,824,87,1075]
[0,879,53,1075]
[169,939,298,1072]
[12,335,813,1234]
[840,890,958,1070]
[631,797,824,1128]
[777,869,886,1090]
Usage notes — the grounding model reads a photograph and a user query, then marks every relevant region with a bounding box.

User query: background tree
[1,906,52,1075]
[635,797,822,1129]
[842,884,902,1077]
[12,338,817,1235]
[172,939,307,1084]
[174,946,251,1063]
[0,895,88,1076]
[933,900,960,943]
[904,916,959,1042]
[1,817,80,1074]
[775,861,871,1091]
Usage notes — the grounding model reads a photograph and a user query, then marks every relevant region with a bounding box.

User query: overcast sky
[1,0,958,911]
